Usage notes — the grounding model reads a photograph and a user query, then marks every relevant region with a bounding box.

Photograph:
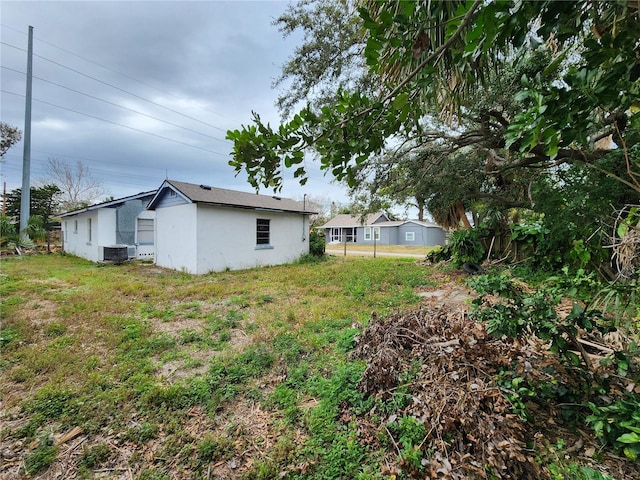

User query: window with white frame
[256,219,270,245]
[74,219,78,234]
[137,218,154,245]
[364,226,380,241]
[405,231,415,242]
[87,218,92,243]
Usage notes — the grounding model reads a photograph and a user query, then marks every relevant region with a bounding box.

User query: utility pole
[19,25,33,236]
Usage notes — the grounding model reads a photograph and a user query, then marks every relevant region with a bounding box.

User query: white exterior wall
[192,205,309,274]
[62,209,117,262]
[154,203,198,273]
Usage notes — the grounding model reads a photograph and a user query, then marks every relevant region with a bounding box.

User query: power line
[1,24,229,123]
[1,65,231,145]
[2,38,231,135]
[32,52,230,134]
[1,157,165,190]
[2,90,231,156]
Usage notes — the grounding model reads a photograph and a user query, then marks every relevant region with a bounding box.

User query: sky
[0,0,351,210]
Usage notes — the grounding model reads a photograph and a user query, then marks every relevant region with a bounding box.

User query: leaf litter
[351,298,640,479]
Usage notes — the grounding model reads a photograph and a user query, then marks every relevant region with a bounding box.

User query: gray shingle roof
[320,214,441,229]
[320,213,387,228]
[148,180,315,214]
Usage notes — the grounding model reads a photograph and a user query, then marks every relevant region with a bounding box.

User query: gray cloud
[1,0,348,204]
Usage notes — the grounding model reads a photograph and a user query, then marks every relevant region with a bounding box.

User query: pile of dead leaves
[351,304,596,479]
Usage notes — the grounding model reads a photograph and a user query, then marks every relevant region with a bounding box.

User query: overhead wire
[1,89,231,157]
[1,65,230,145]
[1,23,229,123]
[1,36,230,133]
[0,33,241,196]
[31,53,231,134]
[1,24,340,199]
[1,154,166,190]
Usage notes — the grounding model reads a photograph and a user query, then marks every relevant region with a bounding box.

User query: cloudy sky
[1,0,350,208]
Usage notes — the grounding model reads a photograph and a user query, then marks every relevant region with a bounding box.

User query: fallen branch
[577,338,615,354]
[430,339,460,348]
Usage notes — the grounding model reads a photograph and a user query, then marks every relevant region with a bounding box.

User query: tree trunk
[456,202,472,229]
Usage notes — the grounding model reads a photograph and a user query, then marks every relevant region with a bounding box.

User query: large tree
[273,0,372,118]
[44,158,107,213]
[5,185,62,226]
[227,0,640,210]
[5,184,61,251]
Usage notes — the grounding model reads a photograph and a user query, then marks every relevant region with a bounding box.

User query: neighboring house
[321,213,445,247]
[146,180,315,274]
[60,190,157,262]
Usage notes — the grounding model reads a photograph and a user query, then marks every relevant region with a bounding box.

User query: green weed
[178,328,203,344]
[77,443,111,470]
[0,325,21,348]
[24,439,58,475]
[44,321,67,337]
[123,422,159,444]
[197,434,235,463]
[388,415,427,472]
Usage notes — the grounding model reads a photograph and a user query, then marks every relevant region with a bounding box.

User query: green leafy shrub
[425,245,451,263]
[587,394,640,461]
[470,270,640,463]
[510,220,551,262]
[468,273,606,365]
[309,229,326,256]
[448,228,485,266]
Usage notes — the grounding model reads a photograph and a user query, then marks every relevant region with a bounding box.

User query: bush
[309,229,326,257]
[448,228,485,266]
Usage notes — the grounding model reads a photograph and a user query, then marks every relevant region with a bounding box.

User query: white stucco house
[60,190,157,262]
[61,179,315,274]
[146,180,315,274]
[321,212,445,247]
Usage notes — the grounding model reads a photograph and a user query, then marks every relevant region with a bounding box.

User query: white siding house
[147,180,315,274]
[60,191,156,262]
[60,180,315,274]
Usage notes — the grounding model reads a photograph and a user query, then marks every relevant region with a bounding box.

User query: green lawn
[2,253,637,479]
[0,253,436,479]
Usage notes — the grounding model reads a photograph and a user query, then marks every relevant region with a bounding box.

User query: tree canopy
[43,158,107,213]
[227,0,640,208]
[272,0,373,118]
[5,184,62,231]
